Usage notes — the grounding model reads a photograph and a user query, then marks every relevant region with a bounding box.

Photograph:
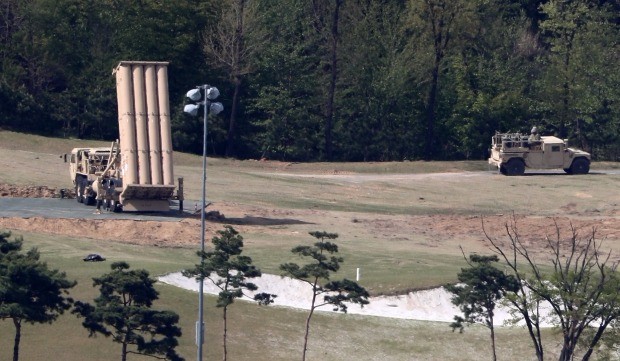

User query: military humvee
[488,132,591,176]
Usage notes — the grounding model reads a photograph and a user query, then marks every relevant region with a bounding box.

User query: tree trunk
[225,78,241,157]
[559,30,575,140]
[223,306,229,361]
[559,333,577,361]
[323,0,342,161]
[582,321,612,361]
[302,279,320,361]
[424,0,451,161]
[425,56,440,160]
[13,318,21,361]
[225,0,246,158]
[523,317,544,361]
[121,336,128,361]
[489,322,497,361]
[302,306,315,361]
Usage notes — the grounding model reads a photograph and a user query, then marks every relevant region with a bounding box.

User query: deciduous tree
[484,218,620,361]
[200,0,265,157]
[537,0,620,155]
[248,0,325,161]
[308,0,344,160]
[336,0,423,161]
[407,0,478,159]
[537,0,591,141]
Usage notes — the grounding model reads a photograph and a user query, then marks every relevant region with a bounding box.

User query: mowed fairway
[1,130,619,360]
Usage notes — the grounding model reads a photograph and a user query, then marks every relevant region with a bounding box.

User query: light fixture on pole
[184,84,223,361]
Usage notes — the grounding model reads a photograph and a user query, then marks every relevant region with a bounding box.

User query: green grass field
[0,232,565,361]
[1,130,618,360]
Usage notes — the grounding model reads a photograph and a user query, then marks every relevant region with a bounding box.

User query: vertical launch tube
[116,64,138,186]
[132,65,151,184]
[157,65,174,185]
[145,65,163,185]
[114,61,175,211]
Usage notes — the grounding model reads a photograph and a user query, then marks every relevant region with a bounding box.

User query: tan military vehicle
[488,132,591,176]
[65,61,180,212]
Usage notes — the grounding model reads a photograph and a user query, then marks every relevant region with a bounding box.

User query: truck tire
[570,158,590,175]
[76,187,83,203]
[76,182,85,203]
[85,195,96,206]
[504,159,525,176]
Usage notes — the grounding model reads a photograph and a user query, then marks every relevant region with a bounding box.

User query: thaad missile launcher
[67,61,181,212]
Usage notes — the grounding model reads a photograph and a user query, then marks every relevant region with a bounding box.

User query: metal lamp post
[184,85,223,361]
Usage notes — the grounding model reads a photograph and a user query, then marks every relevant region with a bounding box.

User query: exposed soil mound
[0,216,201,247]
[0,183,69,198]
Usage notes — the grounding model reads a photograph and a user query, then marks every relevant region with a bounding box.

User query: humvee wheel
[570,158,590,174]
[504,159,525,176]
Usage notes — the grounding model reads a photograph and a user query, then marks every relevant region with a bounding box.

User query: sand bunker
[158,272,547,326]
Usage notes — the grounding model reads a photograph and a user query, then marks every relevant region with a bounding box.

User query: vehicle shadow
[115,208,314,226]
[209,215,314,226]
[521,171,605,176]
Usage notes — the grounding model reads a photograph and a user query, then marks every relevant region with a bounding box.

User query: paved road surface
[0,197,191,222]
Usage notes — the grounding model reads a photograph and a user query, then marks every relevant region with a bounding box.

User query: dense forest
[1,0,619,161]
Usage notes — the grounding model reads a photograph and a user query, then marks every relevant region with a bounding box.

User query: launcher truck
[66,61,180,212]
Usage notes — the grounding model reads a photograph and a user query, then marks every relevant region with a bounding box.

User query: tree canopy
[1,0,619,161]
[73,261,184,361]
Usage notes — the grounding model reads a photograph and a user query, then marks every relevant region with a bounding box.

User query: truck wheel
[499,165,507,175]
[76,184,84,203]
[570,158,590,174]
[505,159,525,176]
[86,196,96,206]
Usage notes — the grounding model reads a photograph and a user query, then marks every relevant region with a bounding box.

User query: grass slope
[1,131,618,360]
[0,231,563,361]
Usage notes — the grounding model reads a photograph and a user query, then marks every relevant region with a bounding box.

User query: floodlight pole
[198,84,208,361]
[185,84,222,361]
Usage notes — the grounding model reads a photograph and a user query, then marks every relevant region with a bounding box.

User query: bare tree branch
[482,214,620,361]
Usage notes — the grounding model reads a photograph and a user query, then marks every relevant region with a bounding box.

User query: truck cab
[67,143,121,205]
